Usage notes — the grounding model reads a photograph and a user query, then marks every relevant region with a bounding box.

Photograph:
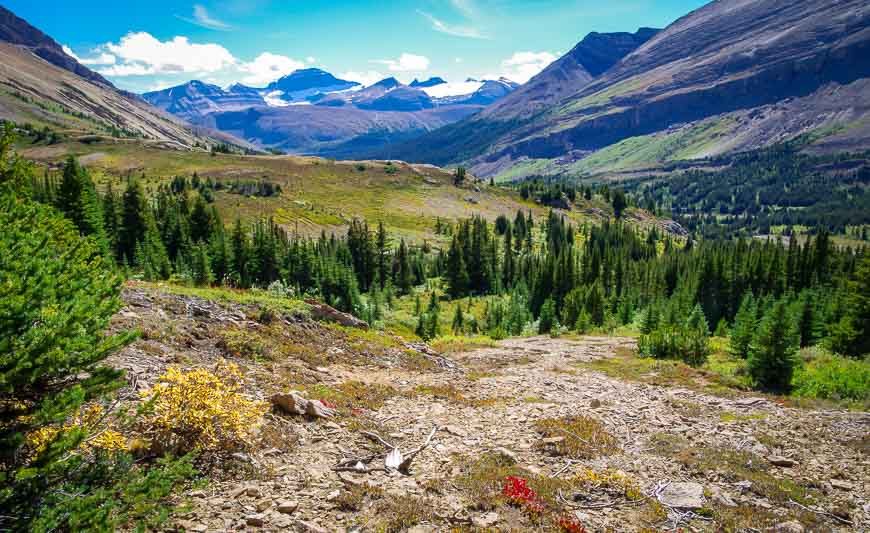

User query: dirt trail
[174,333,869,532]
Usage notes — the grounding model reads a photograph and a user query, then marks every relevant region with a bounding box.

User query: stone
[491,446,518,464]
[271,393,336,419]
[768,455,796,467]
[255,498,272,512]
[709,485,737,507]
[771,521,804,533]
[246,486,262,497]
[590,398,602,408]
[471,512,500,528]
[295,520,329,533]
[245,514,265,527]
[830,479,853,491]
[657,482,706,509]
[276,500,298,514]
[542,436,565,445]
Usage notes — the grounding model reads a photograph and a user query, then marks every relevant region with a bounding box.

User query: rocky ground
[109,285,869,532]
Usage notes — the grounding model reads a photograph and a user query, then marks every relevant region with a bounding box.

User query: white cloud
[238,52,305,86]
[80,52,117,66]
[177,4,232,31]
[499,51,557,83]
[341,70,385,87]
[62,45,81,62]
[373,53,430,72]
[306,56,316,64]
[96,32,236,76]
[455,57,463,63]
[417,11,488,39]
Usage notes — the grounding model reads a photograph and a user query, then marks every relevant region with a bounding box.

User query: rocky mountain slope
[0,6,241,149]
[111,284,870,532]
[383,0,870,179]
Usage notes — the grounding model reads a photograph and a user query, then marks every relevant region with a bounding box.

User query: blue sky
[3,0,708,93]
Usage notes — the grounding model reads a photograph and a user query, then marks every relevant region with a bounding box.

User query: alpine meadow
[1,1,869,531]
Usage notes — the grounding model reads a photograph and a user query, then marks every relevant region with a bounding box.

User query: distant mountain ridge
[142,69,521,157]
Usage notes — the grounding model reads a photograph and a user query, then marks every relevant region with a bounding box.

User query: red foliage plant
[502,476,587,532]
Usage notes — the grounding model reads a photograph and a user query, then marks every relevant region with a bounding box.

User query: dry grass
[292,380,397,414]
[412,384,504,408]
[535,416,619,459]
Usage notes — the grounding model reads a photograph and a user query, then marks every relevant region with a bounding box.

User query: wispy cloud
[177,4,232,31]
[372,53,430,72]
[449,0,476,19]
[417,10,489,39]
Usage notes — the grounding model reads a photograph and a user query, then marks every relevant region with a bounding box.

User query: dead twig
[788,499,853,526]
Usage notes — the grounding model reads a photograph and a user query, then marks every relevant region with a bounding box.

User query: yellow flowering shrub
[23,404,128,458]
[141,361,267,454]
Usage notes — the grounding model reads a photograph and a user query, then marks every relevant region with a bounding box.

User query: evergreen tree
[0,190,135,524]
[119,179,147,264]
[748,299,800,391]
[55,156,107,250]
[445,234,470,297]
[230,219,250,288]
[189,241,213,286]
[611,189,627,219]
[376,221,389,289]
[395,239,413,294]
[451,304,464,335]
[730,292,757,358]
[538,298,556,334]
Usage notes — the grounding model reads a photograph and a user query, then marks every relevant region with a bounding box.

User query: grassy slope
[19,138,577,242]
[493,116,739,182]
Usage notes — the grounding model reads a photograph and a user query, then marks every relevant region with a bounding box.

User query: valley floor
[111,285,869,532]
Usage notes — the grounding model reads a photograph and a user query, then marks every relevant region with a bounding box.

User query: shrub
[791,352,870,402]
[535,416,618,459]
[140,361,268,454]
[638,323,710,367]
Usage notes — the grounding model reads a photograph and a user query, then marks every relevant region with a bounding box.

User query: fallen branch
[788,499,853,526]
[334,426,438,475]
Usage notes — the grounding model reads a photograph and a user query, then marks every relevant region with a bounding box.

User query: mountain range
[141,71,520,156]
[379,0,870,178]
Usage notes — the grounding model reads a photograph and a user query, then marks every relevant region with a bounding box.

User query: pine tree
[55,156,107,250]
[0,191,134,523]
[640,305,659,335]
[189,241,214,286]
[119,179,147,264]
[611,189,627,219]
[748,299,800,391]
[452,304,464,335]
[538,298,556,334]
[445,234,470,298]
[376,221,388,289]
[395,239,413,294]
[730,292,756,358]
[230,218,250,288]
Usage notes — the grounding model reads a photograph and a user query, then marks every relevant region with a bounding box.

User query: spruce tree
[538,298,556,334]
[119,179,147,264]
[452,304,464,335]
[729,292,756,358]
[747,299,800,391]
[230,218,250,288]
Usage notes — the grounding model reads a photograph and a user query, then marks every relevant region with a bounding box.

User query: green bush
[637,325,710,367]
[791,352,870,402]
